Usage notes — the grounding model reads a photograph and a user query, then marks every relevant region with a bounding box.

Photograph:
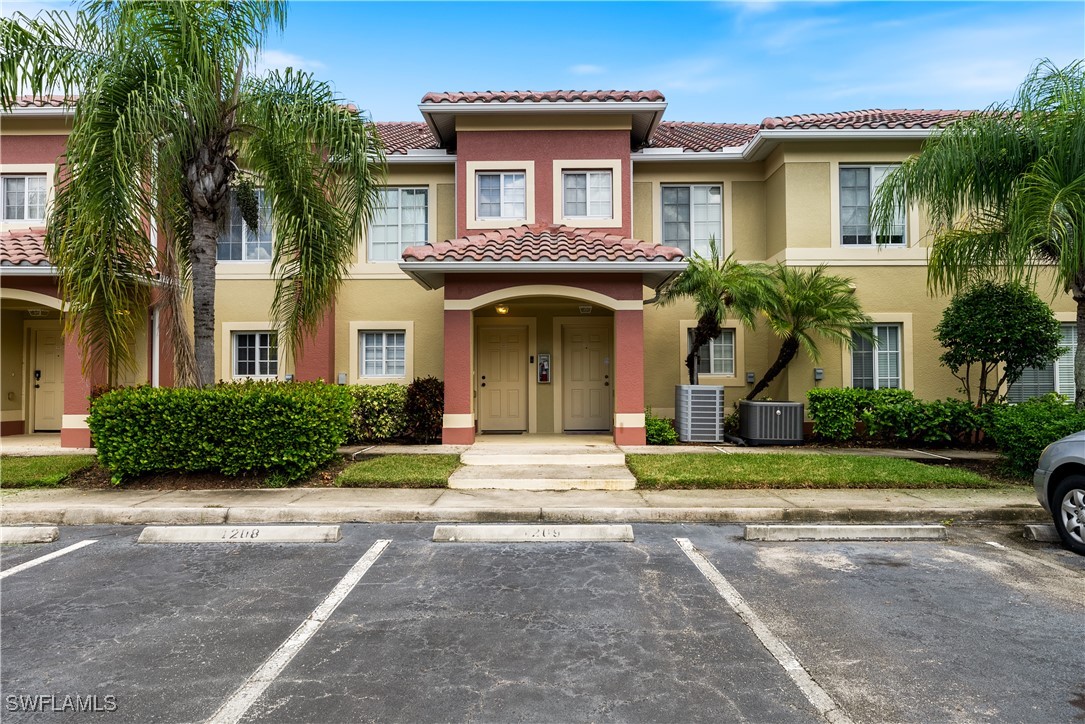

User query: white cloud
[253,49,326,75]
[569,64,606,76]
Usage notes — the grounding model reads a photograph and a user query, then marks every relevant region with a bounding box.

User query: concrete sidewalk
[0,487,1045,526]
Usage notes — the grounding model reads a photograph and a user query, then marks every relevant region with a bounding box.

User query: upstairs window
[563,170,612,218]
[687,328,735,376]
[218,189,273,261]
[1009,324,1076,402]
[233,331,278,378]
[370,187,428,262]
[2,174,46,221]
[840,165,905,245]
[477,172,526,220]
[662,184,722,257]
[852,324,901,389]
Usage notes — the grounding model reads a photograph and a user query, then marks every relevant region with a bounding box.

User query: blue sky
[7,1,1084,122]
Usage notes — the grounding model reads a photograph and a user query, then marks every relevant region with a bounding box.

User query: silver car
[1034,430,1085,555]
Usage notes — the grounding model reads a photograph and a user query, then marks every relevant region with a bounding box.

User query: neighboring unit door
[478,326,528,432]
[33,328,64,431]
[563,325,611,431]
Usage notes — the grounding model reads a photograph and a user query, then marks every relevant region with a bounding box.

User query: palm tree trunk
[190,212,218,386]
[687,315,722,385]
[1074,278,1085,410]
[746,336,800,400]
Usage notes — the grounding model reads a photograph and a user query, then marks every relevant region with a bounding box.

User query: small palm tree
[657,240,774,385]
[746,265,873,400]
[872,59,1085,407]
[1,1,385,385]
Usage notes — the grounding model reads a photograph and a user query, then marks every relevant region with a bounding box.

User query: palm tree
[1,1,385,385]
[657,241,774,385]
[745,265,872,400]
[872,60,1085,407]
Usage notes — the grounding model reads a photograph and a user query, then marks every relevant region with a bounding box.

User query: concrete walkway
[0,487,1045,526]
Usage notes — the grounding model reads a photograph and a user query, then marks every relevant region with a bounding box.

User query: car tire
[1051,474,1085,555]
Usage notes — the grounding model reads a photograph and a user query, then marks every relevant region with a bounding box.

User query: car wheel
[1052,474,1085,555]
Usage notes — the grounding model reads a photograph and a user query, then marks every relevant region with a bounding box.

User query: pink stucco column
[60,332,101,448]
[294,306,336,382]
[442,309,475,444]
[613,308,646,445]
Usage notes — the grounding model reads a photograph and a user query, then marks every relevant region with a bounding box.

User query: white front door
[563,325,611,431]
[33,328,64,431]
[478,326,528,432]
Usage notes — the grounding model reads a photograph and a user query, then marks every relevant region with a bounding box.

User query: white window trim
[220,322,286,381]
[218,188,274,263]
[553,159,622,228]
[0,165,53,230]
[349,320,414,384]
[368,186,430,263]
[840,314,913,391]
[2,173,47,222]
[833,162,914,248]
[660,183,724,258]
[679,319,745,388]
[465,160,535,229]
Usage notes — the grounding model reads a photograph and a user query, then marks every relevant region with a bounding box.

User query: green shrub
[347,384,408,443]
[861,396,980,445]
[405,377,444,443]
[987,394,1085,473]
[88,381,353,484]
[807,388,871,441]
[645,408,678,445]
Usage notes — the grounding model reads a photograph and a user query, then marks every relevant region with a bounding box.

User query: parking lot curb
[0,504,1050,526]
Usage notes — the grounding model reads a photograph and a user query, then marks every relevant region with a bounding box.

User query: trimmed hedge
[645,408,678,445]
[807,387,983,446]
[986,394,1085,474]
[405,376,444,443]
[347,384,408,443]
[88,381,353,484]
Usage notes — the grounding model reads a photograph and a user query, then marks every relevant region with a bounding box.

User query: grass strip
[628,453,1004,489]
[1,455,97,488]
[337,454,461,488]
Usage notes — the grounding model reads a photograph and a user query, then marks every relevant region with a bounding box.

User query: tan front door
[563,325,611,431]
[478,325,527,432]
[33,328,64,431]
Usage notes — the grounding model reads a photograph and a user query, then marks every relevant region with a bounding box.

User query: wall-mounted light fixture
[495,304,510,315]
[579,305,593,315]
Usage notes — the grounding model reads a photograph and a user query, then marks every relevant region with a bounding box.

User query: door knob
[481,382,486,387]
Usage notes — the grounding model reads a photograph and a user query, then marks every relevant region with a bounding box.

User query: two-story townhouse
[1,90,1077,448]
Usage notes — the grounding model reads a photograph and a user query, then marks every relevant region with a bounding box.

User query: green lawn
[1,455,97,488]
[337,454,461,488]
[628,453,1003,489]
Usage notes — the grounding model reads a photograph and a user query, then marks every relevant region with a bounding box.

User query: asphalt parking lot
[2,523,1083,723]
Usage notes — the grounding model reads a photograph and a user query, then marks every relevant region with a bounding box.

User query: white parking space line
[0,539,98,580]
[205,539,391,724]
[675,538,854,724]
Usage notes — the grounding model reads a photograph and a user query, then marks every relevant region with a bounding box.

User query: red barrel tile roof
[402,225,684,263]
[421,90,666,104]
[375,122,439,155]
[0,228,51,266]
[647,121,759,151]
[9,95,74,108]
[760,108,971,130]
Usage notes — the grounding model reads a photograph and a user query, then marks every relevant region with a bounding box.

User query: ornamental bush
[404,377,444,443]
[347,384,408,443]
[808,387,982,446]
[88,381,353,484]
[645,408,678,445]
[986,394,1085,474]
[806,388,872,441]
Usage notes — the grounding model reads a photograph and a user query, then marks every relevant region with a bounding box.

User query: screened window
[477,172,526,219]
[361,330,406,377]
[217,189,273,261]
[662,184,722,257]
[233,332,278,378]
[687,328,735,376]
[1008,325,1077,402]
[2,175,46,221]
[563,171,612,218]
[852,324,901,389]
[840,165,905,245]
[370,187,428,261]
